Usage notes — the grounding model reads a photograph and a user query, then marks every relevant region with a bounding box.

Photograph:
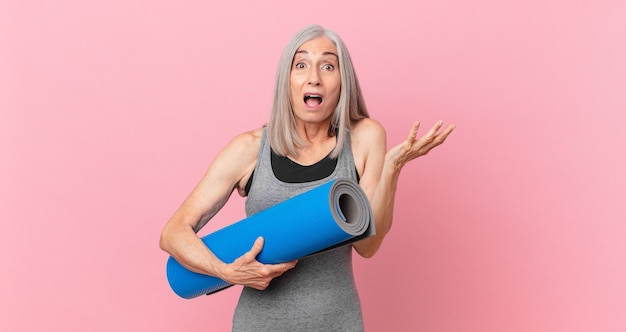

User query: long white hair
[267,24,369,158]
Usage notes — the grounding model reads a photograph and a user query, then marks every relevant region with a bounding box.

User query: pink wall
[2,1,625,331]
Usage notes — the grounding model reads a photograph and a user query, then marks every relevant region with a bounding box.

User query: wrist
[384,153,404,175]
[210,260,228,279]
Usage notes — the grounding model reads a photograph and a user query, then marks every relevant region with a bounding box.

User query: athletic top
[244,148,338,193]
[231,128,364,332]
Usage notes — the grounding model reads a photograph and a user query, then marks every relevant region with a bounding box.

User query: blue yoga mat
[166,178,375,299]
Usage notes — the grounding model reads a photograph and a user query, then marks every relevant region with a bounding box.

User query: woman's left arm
[353,120,455,258]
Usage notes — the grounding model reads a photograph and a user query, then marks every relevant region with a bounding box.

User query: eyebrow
[295,50,339,59]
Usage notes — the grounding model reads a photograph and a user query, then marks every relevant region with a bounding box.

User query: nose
[307,68,321,86]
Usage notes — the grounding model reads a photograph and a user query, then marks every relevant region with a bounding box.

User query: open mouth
[304,94,323,107]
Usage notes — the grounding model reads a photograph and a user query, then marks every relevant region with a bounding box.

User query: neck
[295,121,331,144]
[290,122,336,164]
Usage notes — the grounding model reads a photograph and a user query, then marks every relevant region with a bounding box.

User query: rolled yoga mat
[166,178,375,299]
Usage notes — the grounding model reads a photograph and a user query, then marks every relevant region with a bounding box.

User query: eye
[322,64,335,71]
[294,62,306,69]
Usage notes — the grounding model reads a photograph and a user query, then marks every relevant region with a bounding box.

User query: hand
[387,120,455,170]
[217,237,297,290]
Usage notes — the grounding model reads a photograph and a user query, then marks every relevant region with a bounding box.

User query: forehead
[295,37,338,56]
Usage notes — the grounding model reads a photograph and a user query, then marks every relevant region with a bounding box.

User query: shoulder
[350,119,386,177]
[208,127,263,181]
[351,118,386,148]
[352,118,385,138]
[229,127,264,148]
[220,127,264,196]
[220,127,264,159]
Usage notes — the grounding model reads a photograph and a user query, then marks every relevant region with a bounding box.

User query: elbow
[159,227,171,253]
[159,221,197,254]
[354,226,391,258]
[359,249,377,259]
[353,239,382,258]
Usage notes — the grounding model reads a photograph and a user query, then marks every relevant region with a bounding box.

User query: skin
[159,37,455,290]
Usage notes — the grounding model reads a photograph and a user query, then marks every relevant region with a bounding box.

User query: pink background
[2,0,625,331]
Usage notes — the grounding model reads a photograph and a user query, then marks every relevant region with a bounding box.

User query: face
[290,37,341,127]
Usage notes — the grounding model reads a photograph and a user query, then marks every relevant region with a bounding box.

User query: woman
[160,25,454,331]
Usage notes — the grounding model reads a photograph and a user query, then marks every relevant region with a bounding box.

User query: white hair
[267,24,369,158]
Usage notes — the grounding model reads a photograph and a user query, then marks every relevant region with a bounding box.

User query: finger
[407,121,420,142]
[268,259,297,271]
[426,120,444,137]
[422,124,456,152]
[441,123,455,135]
[284,259,298,269]
[433,124,456,144]
[246,236,264,259]
[267,260,298,276]
[412,121,441,148]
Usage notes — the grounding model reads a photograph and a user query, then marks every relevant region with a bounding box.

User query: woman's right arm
[159,128,296,290]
